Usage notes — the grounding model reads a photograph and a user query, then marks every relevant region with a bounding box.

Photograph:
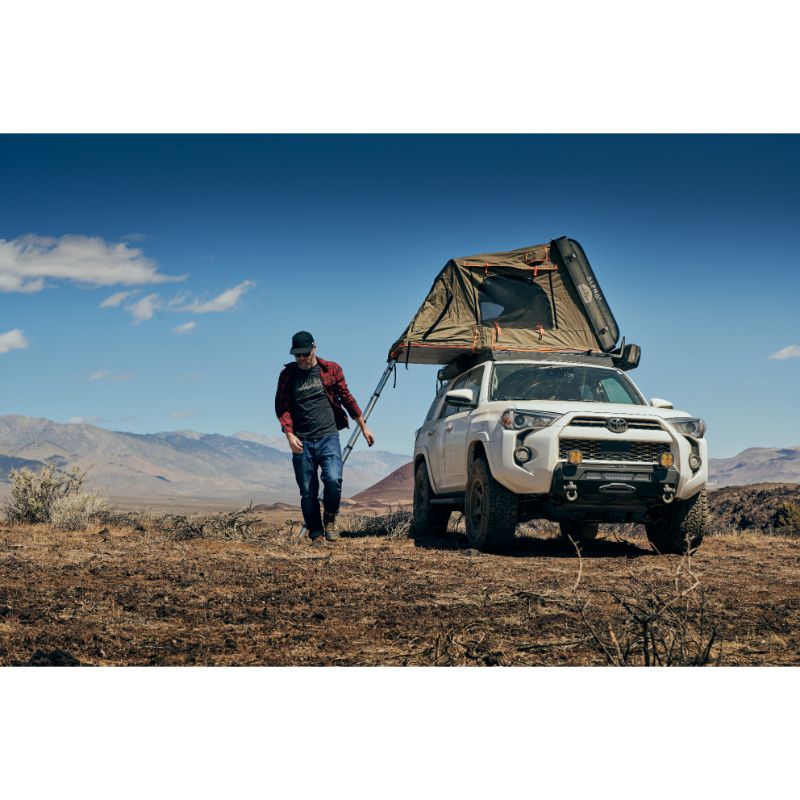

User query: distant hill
[0,415,409,505]
[709,446,800,487]
[233,431,291,452]
[0,454,48,481]
[352,462,413,505]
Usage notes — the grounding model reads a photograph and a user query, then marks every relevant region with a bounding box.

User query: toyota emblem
[607,417,628,434]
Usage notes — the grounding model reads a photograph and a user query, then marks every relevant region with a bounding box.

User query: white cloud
[66,416,108,425]
[0,329,29,354]
[89,370,133,383]
[100,289,138,308]
[168,291,191,307]
[0,234,186,293]
[0,274,44,293]
[169,410,202,420]
[768,345,800,360]
[171,321,196,335]
[128,293,161,323]
[182,279,255,313]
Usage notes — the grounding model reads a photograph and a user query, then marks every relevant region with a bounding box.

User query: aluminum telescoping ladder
[296,359,397,541]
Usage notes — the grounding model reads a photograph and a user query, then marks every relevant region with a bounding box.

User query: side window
[424,385,448,423]
[440,366,483,418]
[462,366,484,405]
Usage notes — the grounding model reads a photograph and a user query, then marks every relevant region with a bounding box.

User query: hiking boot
[323,512,340,541]
[309,530,326,545]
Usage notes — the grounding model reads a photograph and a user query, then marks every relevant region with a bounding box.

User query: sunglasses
[294,351,313,358]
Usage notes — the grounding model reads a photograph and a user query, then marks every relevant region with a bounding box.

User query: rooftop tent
[389,237,621,366]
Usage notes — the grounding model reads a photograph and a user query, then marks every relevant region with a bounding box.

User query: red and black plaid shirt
[275,356,363,436]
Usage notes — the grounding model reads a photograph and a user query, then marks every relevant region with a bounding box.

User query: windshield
[490,364,645,405]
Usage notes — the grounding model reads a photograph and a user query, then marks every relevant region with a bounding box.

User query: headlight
[669,417,707,438]
[501,409,563,431]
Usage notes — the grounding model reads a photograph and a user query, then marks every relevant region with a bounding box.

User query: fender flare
[467,431,495,474]
[414,448,442,496]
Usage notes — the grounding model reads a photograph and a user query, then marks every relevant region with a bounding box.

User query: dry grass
[1,504,798,666]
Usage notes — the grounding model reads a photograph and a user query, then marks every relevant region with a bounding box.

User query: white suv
[412,358,709,553]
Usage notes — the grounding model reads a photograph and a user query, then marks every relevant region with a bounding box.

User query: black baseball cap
[290,330,315,355]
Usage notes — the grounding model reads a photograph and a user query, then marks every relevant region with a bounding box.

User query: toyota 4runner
[412,358,709,553]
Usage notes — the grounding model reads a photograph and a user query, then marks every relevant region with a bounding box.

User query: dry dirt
[1,502,799,666]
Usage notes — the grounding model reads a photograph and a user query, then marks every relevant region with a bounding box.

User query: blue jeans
[291,433,343,532]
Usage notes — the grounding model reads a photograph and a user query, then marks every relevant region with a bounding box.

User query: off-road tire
[465,457,517,553]
[412,461,451,537]
[559,521,599,546]
[645,489,708,554]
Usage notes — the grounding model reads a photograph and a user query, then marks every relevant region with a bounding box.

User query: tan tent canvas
[389,237,621,366]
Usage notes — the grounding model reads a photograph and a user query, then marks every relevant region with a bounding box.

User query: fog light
[568,449,583,465]
[659,453,674,467]
[688,454,702,470]
[514,446,532,464]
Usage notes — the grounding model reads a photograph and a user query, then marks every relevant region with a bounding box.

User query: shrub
[4,464,87,525]
[343,508,413,538]
[158,504,260,541]
[49,492,110,531]
[773,502,800,535]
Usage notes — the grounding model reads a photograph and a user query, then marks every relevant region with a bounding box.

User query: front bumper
[551,461,679,501]
[486,418,707,501]
[517,463,682,524]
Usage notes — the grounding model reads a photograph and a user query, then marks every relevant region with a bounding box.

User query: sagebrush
[4,464,109,530]
[50,492,110,531]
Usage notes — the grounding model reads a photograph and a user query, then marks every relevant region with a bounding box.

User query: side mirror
[651,397,674,409]
[612,342,641,371]
[446,388,476,408]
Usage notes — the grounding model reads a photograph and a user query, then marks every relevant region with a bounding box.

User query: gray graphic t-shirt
[292,364,338,440]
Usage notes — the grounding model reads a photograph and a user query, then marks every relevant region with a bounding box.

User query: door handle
[445,424,453,432]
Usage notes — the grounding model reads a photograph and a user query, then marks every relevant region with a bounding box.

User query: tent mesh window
[477,272,554,330]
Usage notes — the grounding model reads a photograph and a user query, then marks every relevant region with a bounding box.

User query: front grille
[559,439,667,463]
[569,416,663,431]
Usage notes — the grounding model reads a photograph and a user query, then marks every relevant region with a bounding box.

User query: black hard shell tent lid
[389,237,624,367]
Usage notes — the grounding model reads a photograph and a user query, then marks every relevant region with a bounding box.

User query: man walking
[275,331,375,542]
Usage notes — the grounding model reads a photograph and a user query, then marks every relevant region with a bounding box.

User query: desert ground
[1,485,799,666]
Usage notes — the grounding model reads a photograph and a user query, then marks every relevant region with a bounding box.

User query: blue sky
[1,134,798,458]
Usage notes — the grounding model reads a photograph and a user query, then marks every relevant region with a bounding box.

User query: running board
[431,494,465,506]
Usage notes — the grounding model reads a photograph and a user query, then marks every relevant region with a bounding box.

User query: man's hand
[355,415,375,447]
[286,432,304,454]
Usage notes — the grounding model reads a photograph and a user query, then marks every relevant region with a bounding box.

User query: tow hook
[565,481,578,502]
[662,485,676,504]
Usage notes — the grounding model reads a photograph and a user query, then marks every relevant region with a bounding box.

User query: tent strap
[548,271,559,329]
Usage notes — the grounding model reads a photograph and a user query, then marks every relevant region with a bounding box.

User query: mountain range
[1,414,796,509]
[708,446,800,487]
[0,415,409,506]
